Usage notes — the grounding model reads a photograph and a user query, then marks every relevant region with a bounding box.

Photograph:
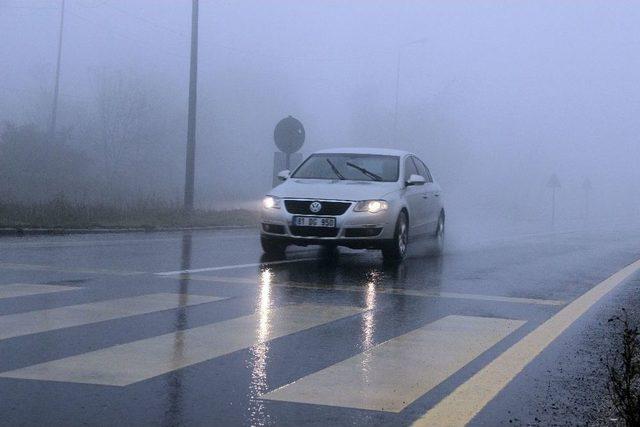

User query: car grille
[284,200,351,215]
[290,226,339,237]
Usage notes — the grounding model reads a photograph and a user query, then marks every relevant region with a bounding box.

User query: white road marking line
[0,284,79,300]
[470,228,585,246]
[185,275,565,306]
[263,315,525,412]
[412,257,640,427]
[0,303,363,386]
[155,257,319,276]
[0,232,257,249]
[0,293,223,340]
[394,290,565,306]
[0,262,145,276]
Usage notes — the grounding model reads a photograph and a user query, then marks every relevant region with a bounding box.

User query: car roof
[312,147,413,157]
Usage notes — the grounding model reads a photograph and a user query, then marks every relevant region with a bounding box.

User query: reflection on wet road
[0,225,639,425]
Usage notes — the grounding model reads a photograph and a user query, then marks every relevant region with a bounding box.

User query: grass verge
[606,308,640,426]
[0,196,259,230]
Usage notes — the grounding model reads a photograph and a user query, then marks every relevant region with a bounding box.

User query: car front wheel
[431,212,445,256]
[382,211,408,262]
[261,236,287,256]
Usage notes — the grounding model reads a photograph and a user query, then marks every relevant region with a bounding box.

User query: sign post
[547,174,561,227]
[582,177,592,221]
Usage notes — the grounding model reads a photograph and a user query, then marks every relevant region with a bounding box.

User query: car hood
[270,179,399,201]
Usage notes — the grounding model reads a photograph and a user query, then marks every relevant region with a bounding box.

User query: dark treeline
[1,70,185,205]
[3,2,640,230]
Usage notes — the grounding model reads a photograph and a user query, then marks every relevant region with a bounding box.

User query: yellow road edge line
[411,257,640,427]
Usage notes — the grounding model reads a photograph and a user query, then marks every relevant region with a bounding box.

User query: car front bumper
[260,198,396,248]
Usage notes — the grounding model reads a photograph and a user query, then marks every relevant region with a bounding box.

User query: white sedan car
[260,148,444,261]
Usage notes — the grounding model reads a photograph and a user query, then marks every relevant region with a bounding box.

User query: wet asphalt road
[0,222,639,426]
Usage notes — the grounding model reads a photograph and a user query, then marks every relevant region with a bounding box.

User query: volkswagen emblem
[309,201,322,213]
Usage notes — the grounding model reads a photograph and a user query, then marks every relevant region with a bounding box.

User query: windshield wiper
[326,159,345,180]
[346,162,382,181]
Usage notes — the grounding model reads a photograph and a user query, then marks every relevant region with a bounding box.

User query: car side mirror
[277,170,291,181]
[406,174,426,186]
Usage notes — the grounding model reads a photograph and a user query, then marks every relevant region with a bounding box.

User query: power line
[65,9,189,61]
[78,4,400,64]
[12,2,434,68]
[75,0,111,8]
[2,2,57,9]
[2,0,108,9]
[15,2,422,65]
[102,3,187,38]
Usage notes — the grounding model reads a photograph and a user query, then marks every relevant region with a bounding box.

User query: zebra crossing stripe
[263,315,525,412]
[0,293,222,340]
[0,283,79,300]
[0,303,363,386]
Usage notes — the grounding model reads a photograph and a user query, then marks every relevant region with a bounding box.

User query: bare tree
[94,69,151,198]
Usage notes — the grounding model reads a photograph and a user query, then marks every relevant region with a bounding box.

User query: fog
[2,0,640,228]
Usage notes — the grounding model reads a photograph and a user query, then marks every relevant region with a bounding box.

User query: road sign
[274,116,305,154]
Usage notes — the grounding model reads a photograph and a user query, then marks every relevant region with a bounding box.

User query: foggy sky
[2,0,639,221]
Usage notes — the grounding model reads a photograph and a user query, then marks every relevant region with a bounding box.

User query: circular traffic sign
[274,116,305,154]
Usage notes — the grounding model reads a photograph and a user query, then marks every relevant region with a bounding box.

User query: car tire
[321,243,338,253]
[431,211,445,256]
[382,211,408,262]
[261,236,287,255]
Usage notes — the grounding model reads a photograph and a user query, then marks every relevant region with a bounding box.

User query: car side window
[404,157,418,182]
[414,157,433,183]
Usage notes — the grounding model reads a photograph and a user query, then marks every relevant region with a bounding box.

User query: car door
[404,156,428,236]
[414,157,441,234]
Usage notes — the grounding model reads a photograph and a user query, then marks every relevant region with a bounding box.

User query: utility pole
[552,186,556,226]
[49,0,65,140]
[183,0,199,215]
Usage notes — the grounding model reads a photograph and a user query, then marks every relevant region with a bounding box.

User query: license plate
[293,216,336,228]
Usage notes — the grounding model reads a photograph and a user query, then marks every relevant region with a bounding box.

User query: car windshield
[292,154,399,182]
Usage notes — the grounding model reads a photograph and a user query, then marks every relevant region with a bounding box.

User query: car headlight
[262,196,281,209]
[354,200,389,213]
